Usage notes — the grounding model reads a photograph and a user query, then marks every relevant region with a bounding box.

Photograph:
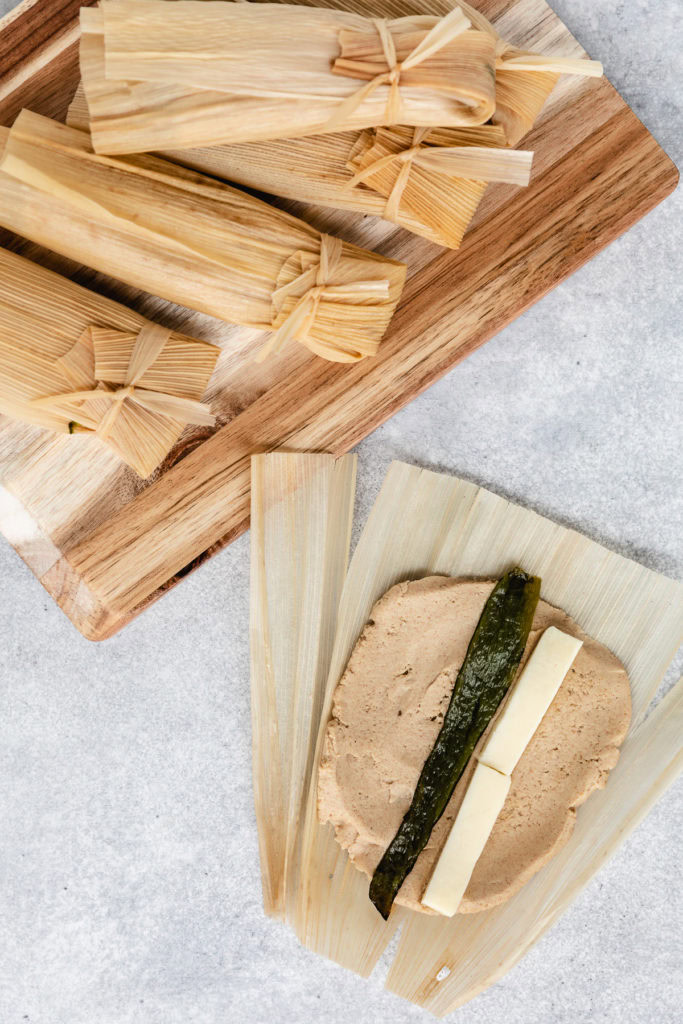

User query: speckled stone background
[0,1,681,1022]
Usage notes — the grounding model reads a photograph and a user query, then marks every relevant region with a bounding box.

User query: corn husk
[346,125,532,233]
[387,677,683,1013]
[250,453,357,919]
[79,3,497,153]
[250,456,683,1005]
[0,246,219,477]
[0,111,405,363]
[158,125,526,252]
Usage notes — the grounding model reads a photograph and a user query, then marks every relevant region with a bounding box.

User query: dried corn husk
[346,125,532,230]
[80,3,498,153]
[250,452,357,919]
[0,111,405,363]
[387,677,683,1014]
[79,0,602,154]
[161,125,526,251]
[0,247,219,477]
[250,456,683,1003]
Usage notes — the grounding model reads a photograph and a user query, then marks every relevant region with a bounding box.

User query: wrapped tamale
[67,86,530,250]
[80,1,601,155]
[0,247,219,478]
[79,3,498,153]
[0,111,406,364]
[179,125,532,250]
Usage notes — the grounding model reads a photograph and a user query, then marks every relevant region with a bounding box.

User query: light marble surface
[0,1,681,1022]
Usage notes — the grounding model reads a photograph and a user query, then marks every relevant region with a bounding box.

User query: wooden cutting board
[0,0,678,640]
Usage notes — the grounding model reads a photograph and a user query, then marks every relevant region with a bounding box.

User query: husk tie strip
[495,46,603,78]
[348,126,533,222]
[259,234,390,363]
[327,8,472,130]
[32,323,215,437]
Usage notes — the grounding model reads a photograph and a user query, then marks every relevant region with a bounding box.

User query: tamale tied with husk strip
[455,0,602,144]
[77,0,602,156]
[79,2,498,153]
[344,125,532,241]
[0,111,405,364]
[166,124,533,252]
[67,88,528,249]
[0,248,219,478]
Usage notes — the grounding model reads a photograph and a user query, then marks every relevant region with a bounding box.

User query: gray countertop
[0,1,681,1022]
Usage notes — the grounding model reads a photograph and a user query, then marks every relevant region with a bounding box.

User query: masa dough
[318,576,631,913]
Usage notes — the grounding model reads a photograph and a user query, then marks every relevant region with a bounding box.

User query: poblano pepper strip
[369,567,541,919]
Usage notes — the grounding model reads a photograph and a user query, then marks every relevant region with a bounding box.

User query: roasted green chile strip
[369,567,541,919]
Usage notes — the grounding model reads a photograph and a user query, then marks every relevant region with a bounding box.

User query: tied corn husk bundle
[250,455,683,1009]
[76,0,602,158]
[0,111,405,363]
[345,125,532,234]
[79,2,498,154]
[68,87,525,249]
[0,247,219,477]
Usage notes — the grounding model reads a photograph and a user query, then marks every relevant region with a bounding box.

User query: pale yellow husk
[82,2,497,152]
[387,680,683,1014]
[250,453,357,919]
[443,1,545,144]
[0,111,405,364]
[250,456,682,1003]
[80,0,600,153]
[0,247,219,477]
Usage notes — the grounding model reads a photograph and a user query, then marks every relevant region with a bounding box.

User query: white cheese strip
[422,627,583,916]
[422,763,511,917]
[478,626,584,776]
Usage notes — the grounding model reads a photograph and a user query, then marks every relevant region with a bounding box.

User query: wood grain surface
[0,0,678,639]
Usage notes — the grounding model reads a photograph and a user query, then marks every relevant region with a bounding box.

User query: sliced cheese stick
[422,762,510,916]
[479,626,583,776]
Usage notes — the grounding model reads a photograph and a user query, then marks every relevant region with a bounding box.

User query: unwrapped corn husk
[0,247,219,477]
[250,453,357,918]
[250,456,682,1010]
[67,87,523,249]
[0,111,405,363]
[80,3,498,153]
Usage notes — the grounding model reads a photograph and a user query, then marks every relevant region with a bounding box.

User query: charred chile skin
[369,568,541,919]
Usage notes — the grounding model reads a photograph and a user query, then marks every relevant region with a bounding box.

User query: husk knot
[31,322,215,445]
[258,234,390,363]
[326,9,472,130]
